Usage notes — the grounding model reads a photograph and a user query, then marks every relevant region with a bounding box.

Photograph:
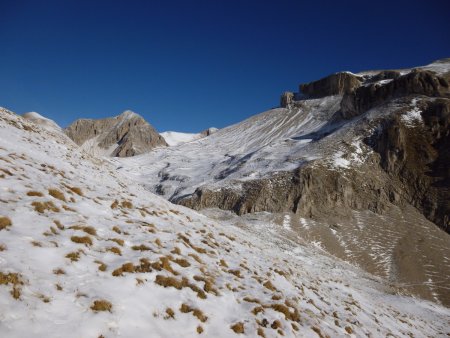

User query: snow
[1,107,449,337]
[160,131,203,146]
[22,112,62,131]
[331,151,350,169]
[401,99,422,127]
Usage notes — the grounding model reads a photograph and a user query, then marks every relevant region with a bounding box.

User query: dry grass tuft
[53,220,64,230]
[94,260,107,272]
[193,275,219,296]
[121,200,133,209]
[230,322,245,334]
[197,326,203,334]
[268,303,300,322]
[164,307,175,319]
[70,225,97,236]
[53,268,66,275]
[171,246,181,255]
[172,258,190,267]
[179,304,208,322]
[90,299,112,312]
[109,238,124,246]
[48,188,66,202]
[257,327,266,337]
[154,275,206,299]
[228,269,242,278]
[0,216,12,230]
[252,306,264,315]
[32,201,60,213]
[107,247,122,255]
[271,320,281,330]
[71,235,93,246]
[68,186,83,196]
[0,244,6,251]
[243,296,261,303]
[65,251,82,262]
[112,225,122,234]
[263,280,277,291]
[110,200,119,209]
[0,272,24,299]
[131,244,151,251]
[27,191,43,197]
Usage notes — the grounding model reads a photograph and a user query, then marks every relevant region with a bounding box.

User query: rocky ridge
[115,59,450,305]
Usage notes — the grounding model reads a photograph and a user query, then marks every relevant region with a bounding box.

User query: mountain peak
[65,112,167,157]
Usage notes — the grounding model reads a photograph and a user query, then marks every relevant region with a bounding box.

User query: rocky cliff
[65,110,167,157]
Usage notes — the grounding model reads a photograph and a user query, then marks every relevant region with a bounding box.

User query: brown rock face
[341,70,450,118]
[177,163,394,219]
[369,98,450,231]
[280,92,295,108]
[65,111,167,157]
[300,72,362,98]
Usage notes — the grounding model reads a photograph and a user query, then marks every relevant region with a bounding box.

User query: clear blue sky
[1,0,449,132]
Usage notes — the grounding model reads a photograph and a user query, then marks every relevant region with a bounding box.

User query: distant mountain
[161,128,218,146]
[65,110,167,157]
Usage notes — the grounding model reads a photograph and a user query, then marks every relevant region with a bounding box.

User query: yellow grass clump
[27,191,43,197]
[71,236,93,246]
[48,188,66,202]
[90,299,112,312]
[0,216,12,230]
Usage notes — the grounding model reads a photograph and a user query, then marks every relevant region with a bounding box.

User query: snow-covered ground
[1,108,449,337]
[160,131,203,146]
[22,112,62,132]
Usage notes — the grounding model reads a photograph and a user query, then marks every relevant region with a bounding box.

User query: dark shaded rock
[368,98,450,231]
[341,70,450,118]
[370,70,402,82]
[280,92,295,108]
[300,72,362,98]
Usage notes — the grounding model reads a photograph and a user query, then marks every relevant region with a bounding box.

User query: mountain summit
[65,110,167,157]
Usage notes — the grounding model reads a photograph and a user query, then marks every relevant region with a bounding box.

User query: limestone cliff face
[341,70,450,118]
[65,111,167,157]
[299,72,362,98]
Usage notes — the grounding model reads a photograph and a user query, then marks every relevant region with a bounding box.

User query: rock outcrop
[280,91,295,108]
[66,110,167,157]
[300,72,362,98]
[368,98,450,231]
[341,69,450,118]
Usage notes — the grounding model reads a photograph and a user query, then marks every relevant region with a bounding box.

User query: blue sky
[1,0,449,132]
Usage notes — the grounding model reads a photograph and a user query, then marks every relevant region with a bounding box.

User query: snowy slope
[1,107,449,337]
[114,95,342,200]
[22,112,62,132]
[160,131,203,146]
